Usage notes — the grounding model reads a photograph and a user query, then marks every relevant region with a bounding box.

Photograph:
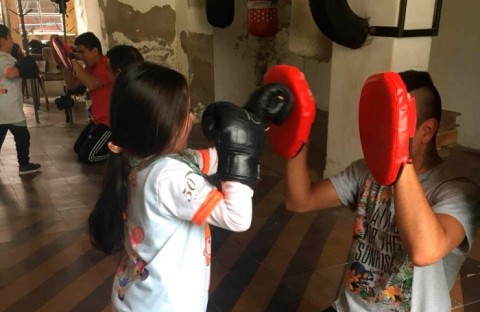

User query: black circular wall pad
[309,0,369,49]
[207,0,235,29]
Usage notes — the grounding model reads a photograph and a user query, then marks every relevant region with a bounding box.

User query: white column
[324,0,437,177]
[74,0,108,51]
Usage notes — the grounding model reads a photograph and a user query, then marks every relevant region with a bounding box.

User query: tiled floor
[1,99,480,311]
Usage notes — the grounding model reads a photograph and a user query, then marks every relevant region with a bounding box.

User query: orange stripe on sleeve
[4,66,14,77]
[192,188,223,225]
[198,149,210,174]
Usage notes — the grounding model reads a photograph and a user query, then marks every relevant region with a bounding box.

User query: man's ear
[420,118,439,144]
[90,47,99,55]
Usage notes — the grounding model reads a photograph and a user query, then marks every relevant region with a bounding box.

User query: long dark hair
[88,62,190,254]
[106,44,144,76]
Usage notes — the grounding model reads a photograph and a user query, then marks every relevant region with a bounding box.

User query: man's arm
[394,164,466,266]
[285,145,342,213]
[61,60,103,91]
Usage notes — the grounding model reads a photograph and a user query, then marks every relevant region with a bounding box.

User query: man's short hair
[0,24,10,39]
[399,70,442,127]
[74,32,102,54]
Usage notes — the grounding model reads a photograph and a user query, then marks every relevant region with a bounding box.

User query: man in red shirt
[61,32,112,164]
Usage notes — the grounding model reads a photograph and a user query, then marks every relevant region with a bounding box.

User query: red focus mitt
[358,72,416,185]
[262,65,316,159]
[50,35,74,70]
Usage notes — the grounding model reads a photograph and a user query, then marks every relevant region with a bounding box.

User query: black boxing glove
[243,83,293,126]
[201,101,266,188]
[14,55,40,79]
[11,44,23,61]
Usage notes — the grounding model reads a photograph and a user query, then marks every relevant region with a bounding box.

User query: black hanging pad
[309,0,369,49]
[206,0,235,29]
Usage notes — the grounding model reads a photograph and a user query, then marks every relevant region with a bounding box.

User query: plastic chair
[38,47,65,110]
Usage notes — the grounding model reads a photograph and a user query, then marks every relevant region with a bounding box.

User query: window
[18,0,64,34]
[0,2,4,24]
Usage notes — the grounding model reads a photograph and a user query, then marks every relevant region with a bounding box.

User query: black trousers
[0,124,30,166]
[74,121,111,164]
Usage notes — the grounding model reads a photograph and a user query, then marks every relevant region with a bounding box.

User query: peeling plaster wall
[100,0,215,120]
[212,1,293,104]
[211,1,331,111]
[102,0,177,67]
[177,0,214,119]
[96,0,331,121]
[179,31,214,117]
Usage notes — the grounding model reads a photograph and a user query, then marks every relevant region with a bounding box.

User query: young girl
[88,62,256,311]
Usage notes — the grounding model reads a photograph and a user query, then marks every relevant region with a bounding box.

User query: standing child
[88,62,266,311]
[0,24,41,175]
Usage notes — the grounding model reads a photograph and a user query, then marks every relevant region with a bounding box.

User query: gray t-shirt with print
[329,153,480,312]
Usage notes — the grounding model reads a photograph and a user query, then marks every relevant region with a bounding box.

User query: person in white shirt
[88,61,268,311]
[0,24,41,175]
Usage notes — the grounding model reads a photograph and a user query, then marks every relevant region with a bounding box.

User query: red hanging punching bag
[247,0,279,37]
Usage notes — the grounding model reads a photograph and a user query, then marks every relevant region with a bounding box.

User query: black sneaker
[19,163,41,175]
